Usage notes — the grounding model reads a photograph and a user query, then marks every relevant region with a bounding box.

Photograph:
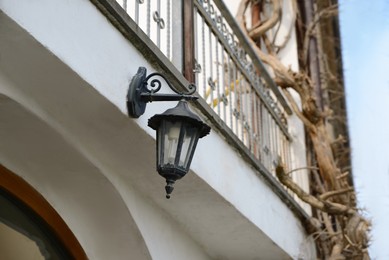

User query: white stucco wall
[0,60,210,260]
[1,0,315,259]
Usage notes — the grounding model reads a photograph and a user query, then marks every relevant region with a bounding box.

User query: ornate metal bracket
[127,67,198,118]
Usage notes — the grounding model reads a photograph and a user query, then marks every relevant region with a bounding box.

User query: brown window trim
[0,164,87,260]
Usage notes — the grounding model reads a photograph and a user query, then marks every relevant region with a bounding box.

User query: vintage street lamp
[127,67,211,199]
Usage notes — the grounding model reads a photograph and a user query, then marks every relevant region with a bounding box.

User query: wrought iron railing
[117,0,174,61]
[114,0,294,176]
[194,0,293,176]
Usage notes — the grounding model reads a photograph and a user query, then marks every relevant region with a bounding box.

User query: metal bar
[209,30,214,106]
[284,136,290,172]
[201,17,206,98]
[135,0,139,24]
[239,78,244,142]
[147,0,150,36]
[140,93,198,102]
[270,117,276,173]
[242,81,247,146]
[271,117,276,172]
[275,126,280,166]
[216,39,221,115]
[228,55,233,129]
[256,96,262,160]
[246,87,250,148]
[266,111,271,169]
[156,0,161,47]
[171,0,183,71]
[194,5,198,84]
[252,93,257,157]
[261,106,267,166]
[257,95,262,160]
[248,85,253,153]
[167,0,171,59]
[283,132,290,172]
[222,48,227,122]
[272,119,277,167]
[233,64,238,135]
[262,105,269,168]
[275,120,280,170]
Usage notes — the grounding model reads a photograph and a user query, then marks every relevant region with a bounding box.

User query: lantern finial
[165,180,175,199]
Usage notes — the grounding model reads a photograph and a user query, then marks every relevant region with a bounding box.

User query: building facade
[0,0,350,259]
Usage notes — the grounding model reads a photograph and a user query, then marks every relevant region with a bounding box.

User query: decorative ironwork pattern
[117,0,173,60]
[194,0,292,175]
[153,11,165,29]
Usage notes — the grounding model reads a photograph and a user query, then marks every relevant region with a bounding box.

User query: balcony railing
[194,0,292,175]
[105,0,309,212]
[116,0,175,62]
[115,0,293,175]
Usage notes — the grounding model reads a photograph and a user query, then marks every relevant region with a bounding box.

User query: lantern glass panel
[162,121,182,166]
[178,124,200,170]
[156,121,164,167]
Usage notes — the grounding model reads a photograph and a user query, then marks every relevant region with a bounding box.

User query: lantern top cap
[148,101,211,138]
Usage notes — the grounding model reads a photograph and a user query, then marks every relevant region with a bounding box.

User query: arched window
[0,165,87,260]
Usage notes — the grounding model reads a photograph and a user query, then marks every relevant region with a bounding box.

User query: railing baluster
[228,55,233,129]
[239,77,244,142]
[252,93,257,157]
[242,80,246,145]
[263,108,267,167]
[194,8,199,85]
[247,81,253,152]
[275,120,280,169]
[276,126,280,165]
[268,115,277,171]
[266,110,271,169]
[270,116,275,171]
[209,31,214,107]
[167,0,171,59]
[221,48,227,122]
[261,99,264,162]
[202,18,207,98]
[256,96,262,160]
[286,136,290,171]
[147,0,151,36]
[242,80,246,144]
[233,65,238,135]
[156,0,161,47]
[215,40,220,116]
[135,0,139,24]
[270,117,276,172]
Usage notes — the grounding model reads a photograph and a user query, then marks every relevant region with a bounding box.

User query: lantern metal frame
[127,67,211,199]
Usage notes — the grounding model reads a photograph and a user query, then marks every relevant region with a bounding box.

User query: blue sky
[339,0,389,258]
